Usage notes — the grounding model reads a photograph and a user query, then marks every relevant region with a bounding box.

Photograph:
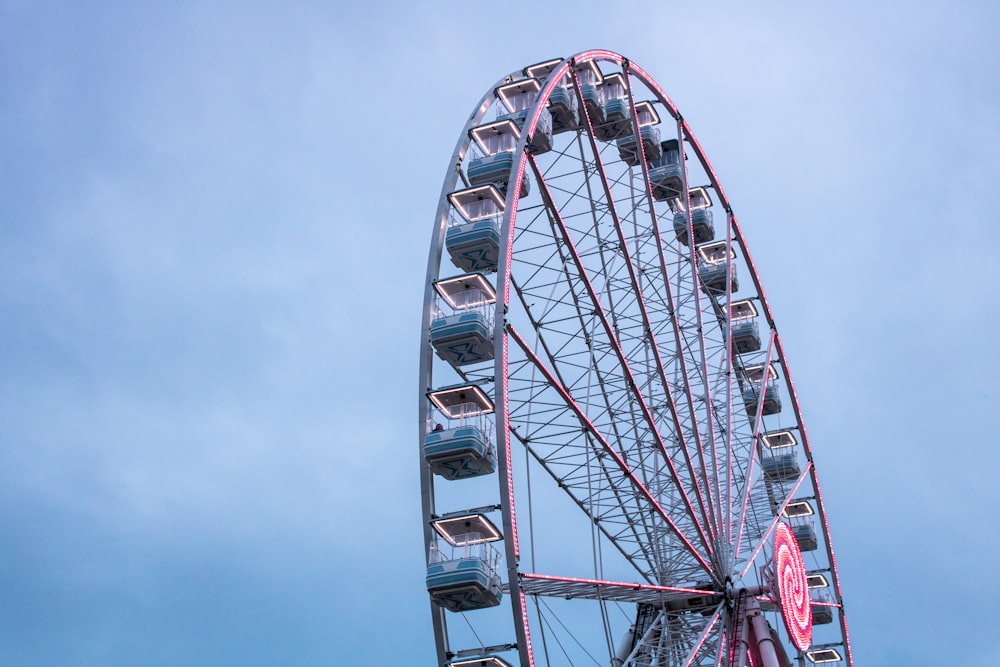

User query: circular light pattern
[774,521,812,651]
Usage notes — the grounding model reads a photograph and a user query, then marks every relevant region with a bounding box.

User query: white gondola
[617,101,662,166]
[574,60,604,129]
[729,299,762,354]
[671,186,715,246]
[697,240,739,295]
[731,318,761,354]
[466,118,529,197]
[761,451,800,482]
[445,185,504,273]
[699,263,738,294]
[425,382,497,480]
[792,520,819,552]
[429,273,496,368]
[426,529,503,612]
[524,59,579,135]
[742,380,782,416]
[467,155,529,198]
[648,138,683,200]
[547,84,578,134]
[494,78,553,155]
[674,208,714,246]
[430,311,492,366]
[810,589,835,625]
[596,73,630,141]
[743,359,782,416]
[424,425,496,480]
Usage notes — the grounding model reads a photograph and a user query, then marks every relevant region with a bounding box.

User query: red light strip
[498,143,533,666]
[499,333,518,557]
[518,590,535,666]
[521,572,720,597]
[808,600,843,608]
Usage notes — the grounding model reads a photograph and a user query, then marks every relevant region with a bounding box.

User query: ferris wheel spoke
[530,111,721,551]
[679,606,724,667]
[510,249,654,506]
[738,462,813,579]
[733,329,777,556]
[520,572,721,607]
[579,96,727,563]
[504,366,696,583]
[667,118,732,551]
[506,401,666,580]
[506,331,711,585]
[508,323,715,577]
[621,69,729,554]
[619,612,667,666]
[607,603,725,667]
[717,219,738,551]
[526,154,719,558]
[509,272,693,582]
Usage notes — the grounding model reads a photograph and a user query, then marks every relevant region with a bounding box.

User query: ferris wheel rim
[419,49,852,667]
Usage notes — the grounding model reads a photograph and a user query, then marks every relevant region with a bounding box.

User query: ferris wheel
[418,50,853,667]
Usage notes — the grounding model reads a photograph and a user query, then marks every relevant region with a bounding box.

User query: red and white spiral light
[774,521,812,651]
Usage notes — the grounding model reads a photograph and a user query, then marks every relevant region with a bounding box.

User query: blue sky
[2,1,999,665]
